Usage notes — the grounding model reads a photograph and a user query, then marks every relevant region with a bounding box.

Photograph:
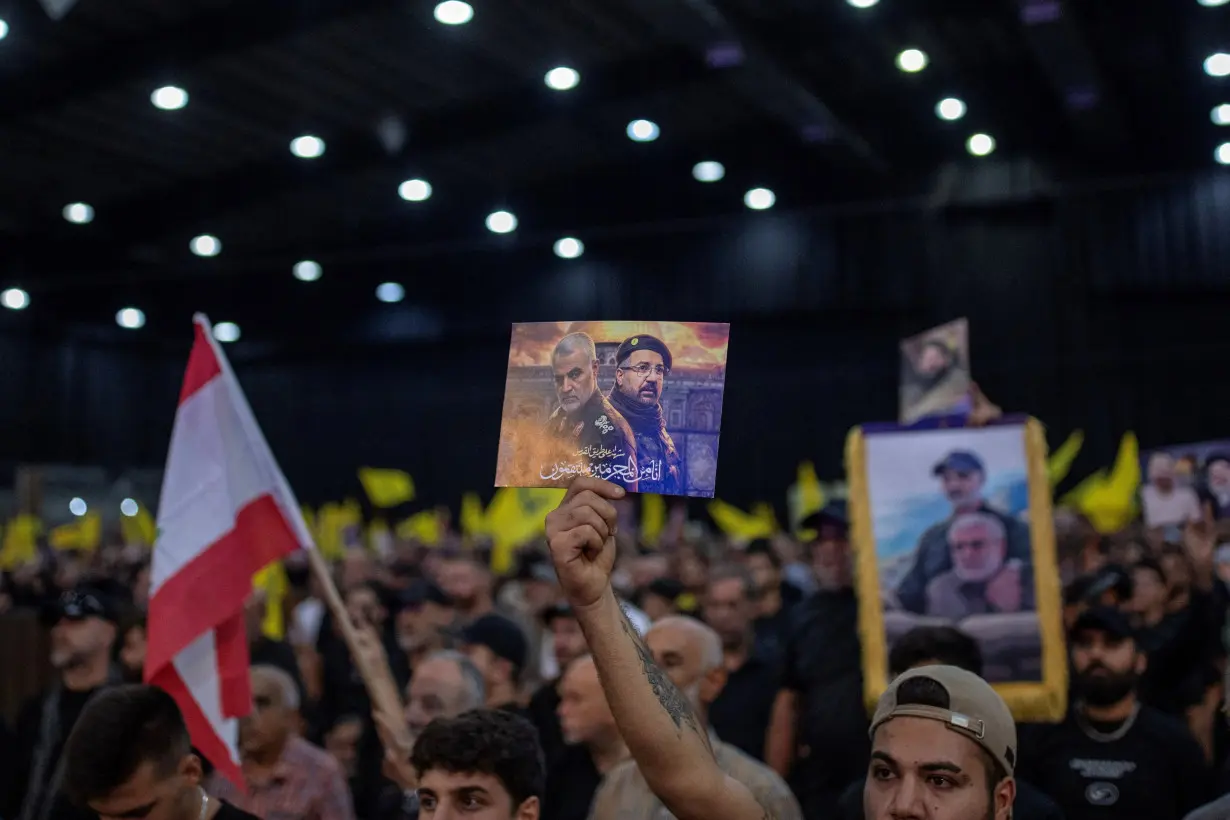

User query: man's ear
[992,777,1016,820]
[516,795,540,820]
[699,666,728,706]
[180,753,204,787]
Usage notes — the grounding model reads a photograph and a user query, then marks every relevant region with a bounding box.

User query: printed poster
[899,318,972,424]
[495,321,730,498]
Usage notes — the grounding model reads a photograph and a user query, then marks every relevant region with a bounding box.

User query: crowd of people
[1,472,1230,820]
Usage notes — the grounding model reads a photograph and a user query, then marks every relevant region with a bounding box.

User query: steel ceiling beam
[1011,0,1130,152]
[0,0,399,123]
[618,0,889,173]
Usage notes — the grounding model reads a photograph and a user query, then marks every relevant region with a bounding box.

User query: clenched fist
[545,477,626,609]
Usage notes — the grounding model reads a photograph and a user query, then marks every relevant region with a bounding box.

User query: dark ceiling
[0,0,1226,350]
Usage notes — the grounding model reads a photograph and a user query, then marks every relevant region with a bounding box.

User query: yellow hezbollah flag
[708,500,778,540]
[0,514,41,569]
[120,506,157,547]
[397,510,442,546]
[486,488,566,575]
[641,494,666,546]
[315,499,363,559]
[1061,432,1140,534]
[460,492,488,538]
[1046,430,1085,488]
[787,461,825,532]
[50,513,102,552]
[358,468,416,508]
[253,561,289,640]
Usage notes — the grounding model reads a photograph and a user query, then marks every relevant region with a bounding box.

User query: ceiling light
[545,66,580,91]
[69,497,88,517]
[896,49,928,73]
[290,135,325,159]
[692,161,725,182]
[627,119,660,142]
[63,202,94,224]
[1206,53,1230,77]
[434,1,473,25]
[377,282,405,303]
[1199,0,1230,7]
[1213,105,1230,125]
[399,179,432,202]
[151,85,188,110]
[120,498,140,517]
[744,188,776,210]
[486,210,517,234]
[116,307,145,330]
[1217,143,1230,164]
[936,98,966,121]
[190,234,220,257]
[554,237,584,259]
[847,0,879,6]
[967,133,996,156]
[1,288,28,310]
[213,322,241,343]
[293,260,322,282]
[0,19,9,41]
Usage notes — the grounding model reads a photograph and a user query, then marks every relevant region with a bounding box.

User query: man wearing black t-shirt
[1019,607,1212,819]
[61,684,261,820]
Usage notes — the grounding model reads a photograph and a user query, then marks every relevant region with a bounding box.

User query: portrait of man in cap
[607,334,682,495]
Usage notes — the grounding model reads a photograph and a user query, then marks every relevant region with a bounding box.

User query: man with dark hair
[461,613,531,715]
[411,709,544,820]
[864,665,1016,819]
[60,684,259,820]
[607,334,681,494]
[838,626,1062,820]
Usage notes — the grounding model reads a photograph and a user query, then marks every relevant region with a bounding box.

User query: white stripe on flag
[172,628,239,767]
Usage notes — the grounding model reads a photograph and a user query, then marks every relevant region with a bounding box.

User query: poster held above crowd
[495,321,731,498]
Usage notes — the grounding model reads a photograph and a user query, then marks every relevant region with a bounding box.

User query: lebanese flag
[145,315,316,788]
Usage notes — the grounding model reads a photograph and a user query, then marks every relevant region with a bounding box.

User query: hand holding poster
[495,321,730,498]
[846,417,1067,720]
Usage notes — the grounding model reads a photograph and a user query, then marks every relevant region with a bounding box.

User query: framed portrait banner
[846,416,1067,721]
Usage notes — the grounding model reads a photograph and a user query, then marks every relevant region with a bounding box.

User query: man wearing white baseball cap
[864,664,1016,820]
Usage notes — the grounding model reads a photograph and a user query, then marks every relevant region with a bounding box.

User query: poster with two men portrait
[846,417,1068,721]
[495,321,730,498]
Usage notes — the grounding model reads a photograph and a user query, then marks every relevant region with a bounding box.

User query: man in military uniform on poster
[543,332,639,491]
[608,335,682,495]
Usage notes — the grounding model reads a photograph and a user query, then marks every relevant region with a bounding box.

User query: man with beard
[896,450,1031,614]
[607,335,681,495]
[3,585,123,820]
[926,513,1033,620]
[1017,607,1211,820]
[544,332,639,491]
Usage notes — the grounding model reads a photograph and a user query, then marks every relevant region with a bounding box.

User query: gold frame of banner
[846,417,1068,722]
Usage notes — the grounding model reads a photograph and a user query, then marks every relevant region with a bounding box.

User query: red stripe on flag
[214,611,252,720]
[152,662,245,791]
[145,494,300,682]
[178,322,223,404]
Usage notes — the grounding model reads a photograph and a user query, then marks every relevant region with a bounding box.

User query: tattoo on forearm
[618,607,713,755]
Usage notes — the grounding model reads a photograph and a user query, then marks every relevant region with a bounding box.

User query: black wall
[4,168,1228,510]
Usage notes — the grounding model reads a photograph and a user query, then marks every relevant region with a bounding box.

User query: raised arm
[545,477,771,820]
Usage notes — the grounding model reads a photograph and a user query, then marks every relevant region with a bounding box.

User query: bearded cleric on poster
[495,321,730,498]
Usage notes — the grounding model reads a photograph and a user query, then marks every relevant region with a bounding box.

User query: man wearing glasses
[608,335,682,495]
